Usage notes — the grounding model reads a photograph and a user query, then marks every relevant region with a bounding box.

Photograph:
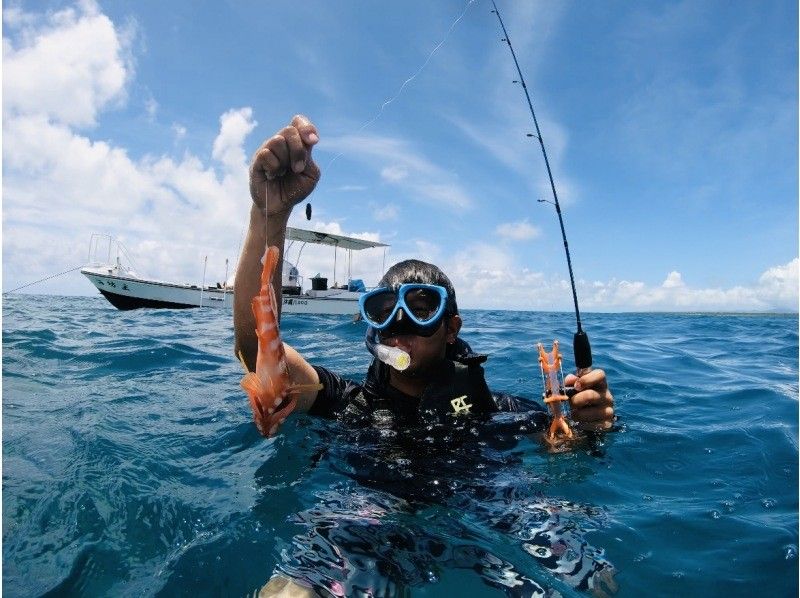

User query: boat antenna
[490,0,591,370]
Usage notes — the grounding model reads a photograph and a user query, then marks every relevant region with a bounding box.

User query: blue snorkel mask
[360,283,453,370]
[359,283,450,338]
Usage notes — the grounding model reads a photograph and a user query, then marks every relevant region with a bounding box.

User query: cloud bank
[2,1,796,313]
[3,1,254,293]
[445,249,798,312]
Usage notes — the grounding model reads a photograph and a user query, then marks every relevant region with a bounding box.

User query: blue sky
[3,0,798,311]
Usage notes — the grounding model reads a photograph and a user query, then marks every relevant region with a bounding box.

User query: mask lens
[403,287,443,323]
[362,290,398,325]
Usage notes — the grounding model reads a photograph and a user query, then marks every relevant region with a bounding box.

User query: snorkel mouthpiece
[366,327,410,371]
[374,344,411,371]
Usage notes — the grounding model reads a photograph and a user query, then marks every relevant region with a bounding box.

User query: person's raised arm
[234,115,321,410]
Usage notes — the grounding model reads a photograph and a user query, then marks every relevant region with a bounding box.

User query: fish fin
[240,371,263,395]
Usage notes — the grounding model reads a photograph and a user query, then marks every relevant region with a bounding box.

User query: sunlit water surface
[3,295,798,596]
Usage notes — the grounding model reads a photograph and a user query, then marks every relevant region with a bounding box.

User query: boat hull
[82,268,360,315]
[81,268,232,310]
[282,293,360,316]
[98,289,198,310]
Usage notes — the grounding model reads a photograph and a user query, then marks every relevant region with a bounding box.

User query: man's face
[380,314,462,378]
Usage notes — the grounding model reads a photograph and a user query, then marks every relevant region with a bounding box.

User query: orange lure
[537,341,574,443]
[239,245,321,436]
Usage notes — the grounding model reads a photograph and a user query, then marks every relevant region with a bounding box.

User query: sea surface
[3,294,798,597]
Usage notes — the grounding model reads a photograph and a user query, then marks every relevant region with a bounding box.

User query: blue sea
[3,294,798,597]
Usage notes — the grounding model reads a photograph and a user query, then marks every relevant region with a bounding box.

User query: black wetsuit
[308,338,547,430]
[273,340,616,597]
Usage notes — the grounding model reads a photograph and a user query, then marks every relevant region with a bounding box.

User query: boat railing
[86,234,141,276]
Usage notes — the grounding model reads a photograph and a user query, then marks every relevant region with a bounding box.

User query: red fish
[240,245,321,436]
[538,341,574,444]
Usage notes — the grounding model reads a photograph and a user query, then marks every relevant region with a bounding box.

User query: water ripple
[2,296,797,596]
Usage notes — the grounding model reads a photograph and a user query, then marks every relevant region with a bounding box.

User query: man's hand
[564,369,615,431]
[250,114,320,216]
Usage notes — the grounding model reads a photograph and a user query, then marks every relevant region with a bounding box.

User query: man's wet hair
[378,259,458,315]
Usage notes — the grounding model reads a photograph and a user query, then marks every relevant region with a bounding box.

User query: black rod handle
[573,330,592,371]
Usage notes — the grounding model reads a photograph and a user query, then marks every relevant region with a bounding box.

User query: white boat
[281,227,388,315]
[80,234,234,310]
[81,229,388,315]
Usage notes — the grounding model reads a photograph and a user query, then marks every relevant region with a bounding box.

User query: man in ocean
[234,115,616,597]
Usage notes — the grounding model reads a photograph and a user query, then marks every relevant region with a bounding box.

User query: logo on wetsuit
[450,395,472,415]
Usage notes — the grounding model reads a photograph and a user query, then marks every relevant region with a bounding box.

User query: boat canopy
[286,227,388,251]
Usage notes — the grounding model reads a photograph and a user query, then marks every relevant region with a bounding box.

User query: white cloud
[3,6,39,28]
[172,123,187,141]
[212,108,258,174]
[395,243,798,313]
[3,111,254,291]
[334,184,367,192]
[145,96,158,120]
[448,108,580,208]
[662,271,684,288]
[2,3,256,296]
[581,259,799,312]
[3,0,132,128]
[323,133,474,209]
[372,203,399,221]
[495,219,541,241]
[756,258,799,308]
[380,165,408,182]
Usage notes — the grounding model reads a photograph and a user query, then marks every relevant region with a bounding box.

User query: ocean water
[2,294,798,597]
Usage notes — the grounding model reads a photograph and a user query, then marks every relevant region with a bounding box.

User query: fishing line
[323,0,477,172]
[3,265,85,295]
[303,0,476,257]
[490,0,592,370]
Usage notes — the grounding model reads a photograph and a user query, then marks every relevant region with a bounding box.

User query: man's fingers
[281,126,307,173]
[248,116,321,209]
[564,373,578,386]
[571,389,614,410]
[251,144,273,177]
[252,135,289,180]
[256,121,317,178]
[291,114,319,145]
[266,134,291,175]
[574,368,607,392]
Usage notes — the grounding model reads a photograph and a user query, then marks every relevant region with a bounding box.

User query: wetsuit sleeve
[492,392,546,413]
[308,365,364,419]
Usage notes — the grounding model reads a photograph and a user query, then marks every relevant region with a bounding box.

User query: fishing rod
[490,0,592,372]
